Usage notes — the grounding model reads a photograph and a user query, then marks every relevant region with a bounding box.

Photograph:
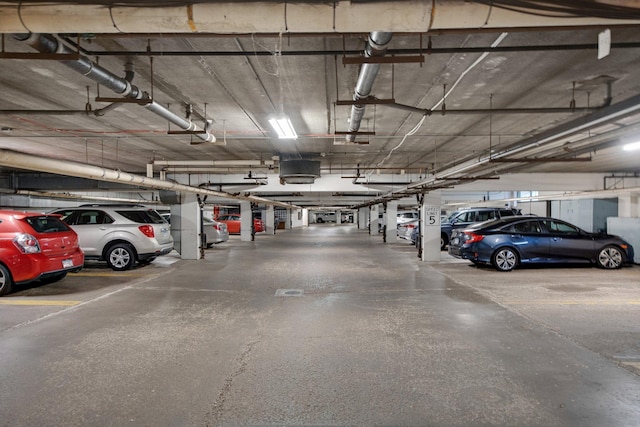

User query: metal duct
[346,32,392,143]
[0,149,296,208]
[13,33,216,143]
[279,160,321,185]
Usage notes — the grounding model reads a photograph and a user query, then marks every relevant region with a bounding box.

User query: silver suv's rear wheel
[106,243,135,271]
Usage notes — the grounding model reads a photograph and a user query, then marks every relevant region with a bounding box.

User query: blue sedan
[448,216,634,272]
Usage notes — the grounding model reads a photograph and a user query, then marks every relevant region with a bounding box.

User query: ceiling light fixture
[269,117,298,139]
[622,140,640,151]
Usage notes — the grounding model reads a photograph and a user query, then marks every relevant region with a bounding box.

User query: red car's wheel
[0,264,14,296]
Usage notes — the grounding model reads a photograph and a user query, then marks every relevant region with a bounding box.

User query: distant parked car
[441,207,521,250]
[448,216,634,272]
[162,214,229,247]
[202,217,229,246]
[52,205,173,271]
[216,214,265,234]
[398,219,419,241]
[315,212,336,223]
[397,211,419,225]
[0,210,84,296]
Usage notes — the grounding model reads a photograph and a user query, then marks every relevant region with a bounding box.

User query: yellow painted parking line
[0,300,81,306]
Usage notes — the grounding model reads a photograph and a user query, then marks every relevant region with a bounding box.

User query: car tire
[0,264,13,296]
[440,233,448,251]
[492,247,518,272]
[596,245,624,269]
[41,272,67,284]
[317,218,324,223]
[106,243,136,271]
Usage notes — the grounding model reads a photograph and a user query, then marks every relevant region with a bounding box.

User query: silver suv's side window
[56,209,113,225]
[76,210,114,225]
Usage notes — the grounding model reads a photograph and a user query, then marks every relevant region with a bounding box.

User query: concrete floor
[1,224,639,426]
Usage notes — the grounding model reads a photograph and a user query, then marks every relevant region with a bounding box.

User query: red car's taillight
[139,225,155,238]
[464,232,484,244]
[13,233,41,254]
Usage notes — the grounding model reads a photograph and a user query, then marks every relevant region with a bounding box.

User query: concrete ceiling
[1,1,640,208]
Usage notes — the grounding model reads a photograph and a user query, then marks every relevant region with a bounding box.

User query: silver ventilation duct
[14,33,216,143]
[346,31,393,143]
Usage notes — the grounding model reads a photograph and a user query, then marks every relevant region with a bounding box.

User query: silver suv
[441,207,521,250]
[52,205,174,271]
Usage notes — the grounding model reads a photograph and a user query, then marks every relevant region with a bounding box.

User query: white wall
[291,208,307,228]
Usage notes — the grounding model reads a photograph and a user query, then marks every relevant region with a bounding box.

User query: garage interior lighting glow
[269,117,297,139]
[622,141,640,151]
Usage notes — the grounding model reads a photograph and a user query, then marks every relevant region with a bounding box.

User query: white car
[202,217,229,246]
[53,205,174,271]
[397,219,419,240]
[161,213,229,247]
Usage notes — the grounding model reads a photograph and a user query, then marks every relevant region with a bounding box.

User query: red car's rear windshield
[24,216,71,233]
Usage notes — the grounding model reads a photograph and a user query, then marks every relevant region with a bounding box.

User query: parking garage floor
[1,224,639,426]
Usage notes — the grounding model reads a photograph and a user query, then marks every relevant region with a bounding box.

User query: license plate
[62,259,74,268]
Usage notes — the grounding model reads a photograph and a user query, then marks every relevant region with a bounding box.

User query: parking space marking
[505,300,640,305]
[0,300,81,306]
[72,271,153,277]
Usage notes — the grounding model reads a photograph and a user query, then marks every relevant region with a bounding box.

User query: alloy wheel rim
[110,248,131,268]
[496,250,516,270]
[599,248,622,268]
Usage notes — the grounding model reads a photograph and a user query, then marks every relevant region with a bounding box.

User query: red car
[215,214,265,234]
[0,210,84,296]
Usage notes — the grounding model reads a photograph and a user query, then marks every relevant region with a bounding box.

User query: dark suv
[440,207,521,250]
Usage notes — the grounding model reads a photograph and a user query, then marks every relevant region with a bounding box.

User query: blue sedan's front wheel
[596,246,624,269]
[492,247,518,272]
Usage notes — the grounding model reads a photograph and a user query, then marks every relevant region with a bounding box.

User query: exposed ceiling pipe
[0,188,160,205]
[13,33,216,143]
[405,93,640,185]
[346,32,392,143]
[154,160,275,167]
[0,149,296,208]
[349,92,640,208]
[0,1,638,34]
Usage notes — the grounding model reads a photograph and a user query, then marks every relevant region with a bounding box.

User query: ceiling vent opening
[279,160,320,185]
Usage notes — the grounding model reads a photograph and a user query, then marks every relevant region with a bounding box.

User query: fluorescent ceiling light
[269,117,297,139]
[622,141,640,151]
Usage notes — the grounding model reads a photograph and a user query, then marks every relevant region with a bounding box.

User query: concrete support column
[369,205,379,235]
[171,193,200,260]
[618,192,639,217]
[266,205,276,234]
[420,191,441,262]
[240,201,252,242]
[336,210,342,225]
[385,201,398,243]
[358,208,368,230]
